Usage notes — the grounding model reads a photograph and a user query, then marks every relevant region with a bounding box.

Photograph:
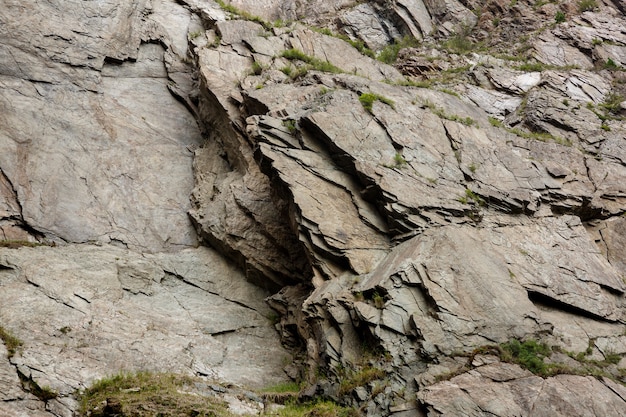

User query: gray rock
[0,244,290,395]
[338,3,397,50]
[0,0,202,252]
[533,32,594,69]
[3,0,626,416]
[420,363,626,416]
[463,84,523,118]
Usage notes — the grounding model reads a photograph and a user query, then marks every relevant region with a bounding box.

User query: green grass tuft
[337,365,386,396]
[359,93,395,113]
[499,339,552,375]
[0,326,23,358]
[280,49,342,78]
[79,372,357,417]
[216,0,273,30]
[79,372,233,417]
[377,36,420,64]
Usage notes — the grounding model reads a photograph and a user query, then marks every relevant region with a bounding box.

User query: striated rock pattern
[2,0,626,416]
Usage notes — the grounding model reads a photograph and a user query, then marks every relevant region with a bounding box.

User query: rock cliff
[1,0,626,416]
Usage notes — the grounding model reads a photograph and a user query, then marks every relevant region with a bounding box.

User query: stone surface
[0,0,202,252]
[0,244,290,411]
[420,363,626,416]
[2,0,626,416]
[182,2,626,414]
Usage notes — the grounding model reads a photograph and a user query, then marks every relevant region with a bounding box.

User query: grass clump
[371,291,386,309]
[271,400,359,417]
[0,240,44,248]
[489,117,572,146]
[311,27,376,58]
[423,100,476,126]
[393,152,407,167]
[600,93,625,114]
[443,30,478,54]
[359,93,395,113]
[500,339,552,375]
[377,36,420,64]
[0,326,23,358]
[20,376,58,402]
[78,372,233,417]
[555,11,566,23]
[347,39,375,58]
[216,0,273,30]
[282,119,297,133]
[488,117,504,128]
[79,372,356,417]
[337,365,386,396]
[515,62,547,72]
[578,0,597,12]
[458,189,485,206]
[604,58,620,70]
[250,61,265,75]
[280,49,342,78]
[262,381,301,394]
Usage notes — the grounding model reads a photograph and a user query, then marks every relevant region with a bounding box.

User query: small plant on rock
[250,61,265,75]
[337,364,386,396]
[359,92,395,113]
[393,152,407,167]
[578,0,597,12]
[459,189,485,206]
[499,339,552,375]
[377,36,420,64]
[188,30,203,40]
[0,326,23,358]
[600,93,624,115]
[372,292,385,309]
[604,58,620,70]
[282,49,341,73]
[555,11,566,23]
[282,119,297,133]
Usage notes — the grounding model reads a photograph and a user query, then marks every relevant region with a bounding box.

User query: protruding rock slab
[420,363,626,416]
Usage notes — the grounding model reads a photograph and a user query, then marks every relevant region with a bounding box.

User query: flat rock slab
[0,244,291,409]
[0,0,201,252]
[420,362,626,416]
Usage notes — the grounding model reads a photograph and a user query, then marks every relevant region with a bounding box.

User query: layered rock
[2,0,626,416]
[182,0,626,415]
[0,1,294,416]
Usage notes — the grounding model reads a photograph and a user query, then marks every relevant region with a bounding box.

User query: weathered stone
[420,363,626,416]
[0,245,291,396]
[3,0,626,416]
[533,32,594,69]
[0,0,202,252]
[338,3,397,50]
[487,68,542,94]
[463,84,523,118]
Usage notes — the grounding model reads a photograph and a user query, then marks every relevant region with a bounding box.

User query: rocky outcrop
[0,1,293,416]
[2,0,626,416]
[420,362,626,416]
[181,0,626,415]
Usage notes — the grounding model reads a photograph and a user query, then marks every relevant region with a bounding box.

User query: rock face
[0,0,201,252]
[2,0,626,416]
[0,1,292,416]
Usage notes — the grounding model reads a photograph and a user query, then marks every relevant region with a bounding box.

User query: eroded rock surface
[0,244,288,416]
[0,1,292,416]
[0,0,200,252]
[181,1,626,416]
[3,0,626,416]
